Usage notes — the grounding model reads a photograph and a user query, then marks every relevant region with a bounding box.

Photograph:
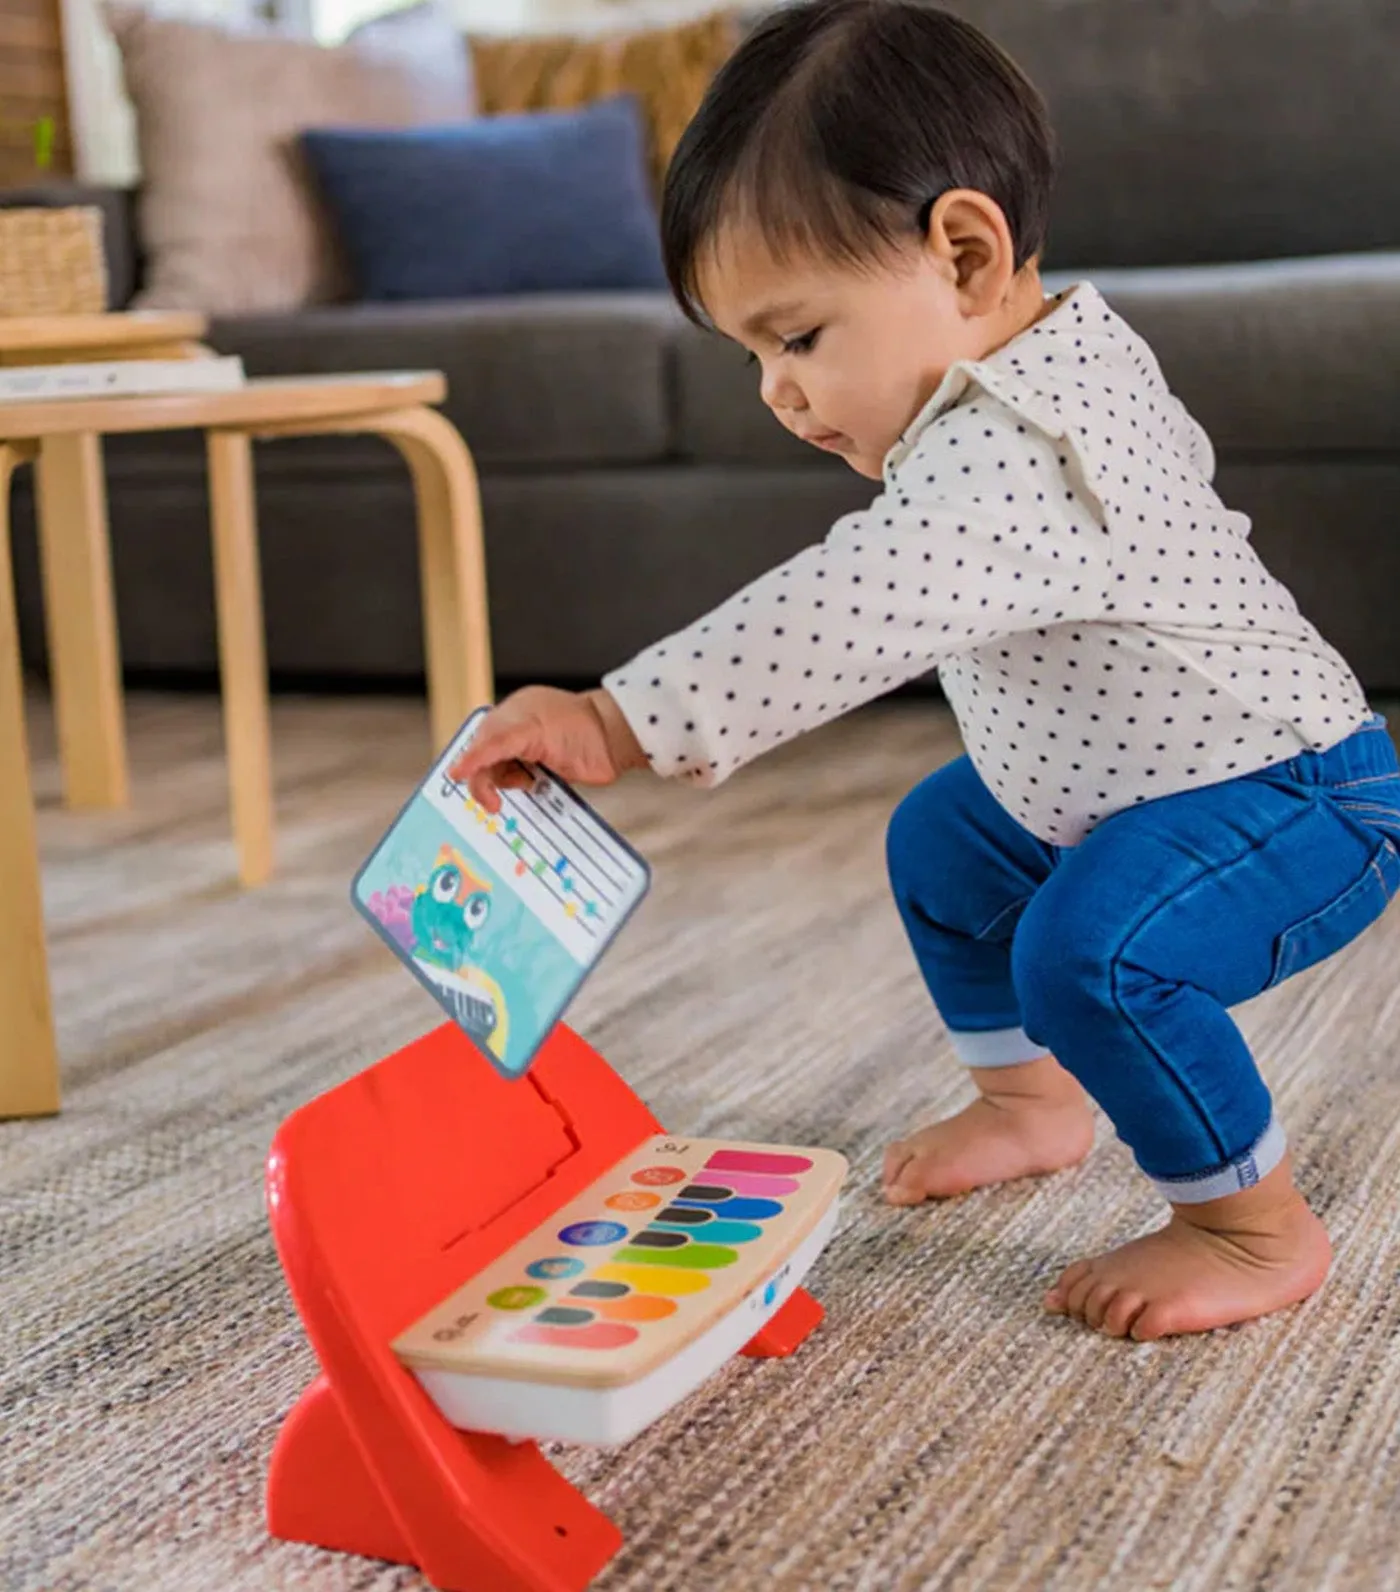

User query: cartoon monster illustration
[414,847,511,1060]
[367,844,512,1061]
[412,845,493,970]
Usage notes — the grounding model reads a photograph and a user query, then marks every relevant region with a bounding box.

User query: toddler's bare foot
[1044,1156,1332,1341]
[883,1054,1095,1203]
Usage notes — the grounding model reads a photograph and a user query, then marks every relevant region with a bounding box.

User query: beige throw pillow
[107,4,475,314]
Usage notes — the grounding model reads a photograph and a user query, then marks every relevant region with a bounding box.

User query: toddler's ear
[924,189,1016,315]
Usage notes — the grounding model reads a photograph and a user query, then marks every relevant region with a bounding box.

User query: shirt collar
[882,281,1100,481]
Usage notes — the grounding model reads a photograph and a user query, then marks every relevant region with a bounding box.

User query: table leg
[0,442,60,1118]
[206,431,275,888]
[247,404,494,755]
[35,432,130,810]
[376,407,494,751]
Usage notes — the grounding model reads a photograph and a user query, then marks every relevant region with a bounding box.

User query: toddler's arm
[604,394,1109,787]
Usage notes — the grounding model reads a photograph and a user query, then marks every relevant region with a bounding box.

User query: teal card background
[354,793,584,1077]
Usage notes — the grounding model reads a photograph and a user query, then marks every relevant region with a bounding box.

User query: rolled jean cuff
[1150,1116,1288,1206]
[947,1026,1051,1069]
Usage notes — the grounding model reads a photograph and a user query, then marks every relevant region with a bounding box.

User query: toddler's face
[698,225,992,480]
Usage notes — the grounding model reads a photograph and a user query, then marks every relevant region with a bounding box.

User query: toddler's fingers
[468,767,504,813]
[467,759,534,813]
[450,720,528,783]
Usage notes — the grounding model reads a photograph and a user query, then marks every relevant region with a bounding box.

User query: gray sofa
[6,0,1400,690]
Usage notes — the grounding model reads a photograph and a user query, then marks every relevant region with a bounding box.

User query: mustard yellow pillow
[469,11,739,195]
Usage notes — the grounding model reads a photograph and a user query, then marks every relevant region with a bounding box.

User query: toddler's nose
[759,361,807,415]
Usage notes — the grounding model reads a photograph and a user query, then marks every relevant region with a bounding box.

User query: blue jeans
[886,715,1400,1203]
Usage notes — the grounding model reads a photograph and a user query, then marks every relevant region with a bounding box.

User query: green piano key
[609,1243,739,1270]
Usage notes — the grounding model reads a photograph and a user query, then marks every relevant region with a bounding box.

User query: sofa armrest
[0,181,141,309]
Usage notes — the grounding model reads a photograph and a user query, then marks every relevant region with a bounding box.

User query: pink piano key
[704,1149,814,1176]
[695,1171,802,1197]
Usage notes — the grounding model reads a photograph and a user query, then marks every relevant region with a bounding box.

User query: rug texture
[4,694,1400,1592]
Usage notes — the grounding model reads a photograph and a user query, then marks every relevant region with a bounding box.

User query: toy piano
[265,1020,846,1592]
[394,1133,846,1446]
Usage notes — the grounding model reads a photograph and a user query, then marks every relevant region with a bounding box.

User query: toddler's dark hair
[661,0,1057,324]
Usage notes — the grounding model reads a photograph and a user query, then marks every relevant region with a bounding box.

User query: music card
[352,708,652,1080]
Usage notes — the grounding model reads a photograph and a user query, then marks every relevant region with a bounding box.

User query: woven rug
[4,693,1400,1592]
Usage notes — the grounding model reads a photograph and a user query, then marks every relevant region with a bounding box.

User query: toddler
[452,0,1400,1340]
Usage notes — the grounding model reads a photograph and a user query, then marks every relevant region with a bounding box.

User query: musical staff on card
[426,741,639,962]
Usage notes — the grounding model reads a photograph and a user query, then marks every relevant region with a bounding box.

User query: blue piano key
[671,1196,784,1221]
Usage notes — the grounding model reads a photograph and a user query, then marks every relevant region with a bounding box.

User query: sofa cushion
[1050,254,1400,455]
[302,99,665,301]
[673,253,1400,465]
[947,0,1400,269]
[204,295,678,469]
[108,3,475,315]
[468,8,739,197]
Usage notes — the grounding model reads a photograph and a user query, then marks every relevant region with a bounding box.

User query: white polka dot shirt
[603,282,1369,844]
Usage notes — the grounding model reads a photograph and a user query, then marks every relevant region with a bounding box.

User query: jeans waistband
[1276,713,1400,790]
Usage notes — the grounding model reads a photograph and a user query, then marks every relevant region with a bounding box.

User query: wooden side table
[0,438,59,1118]
[0,311,210,814]
[0,371,493,1118]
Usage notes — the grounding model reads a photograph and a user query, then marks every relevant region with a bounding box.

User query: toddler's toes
[884,1173,930,1207]
[882,1140,913,1189]
[1044,1258,1092,1314]
[1070,1267,1102,1318]
[880,1144,924,1205]
[1103,1291,1148,1339]
[1084,1280,1118,1332]
[1126,1299,1177,1343]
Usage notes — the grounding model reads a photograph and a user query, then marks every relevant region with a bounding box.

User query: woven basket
[0,207,108,317]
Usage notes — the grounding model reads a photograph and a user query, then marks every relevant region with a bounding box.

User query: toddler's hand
[449,686,647,812]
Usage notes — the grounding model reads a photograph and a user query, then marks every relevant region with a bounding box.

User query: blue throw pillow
[301,97,667,300]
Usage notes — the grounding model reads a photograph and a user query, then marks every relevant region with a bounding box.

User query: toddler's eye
[745,350,758,366]
[782,329,821,355]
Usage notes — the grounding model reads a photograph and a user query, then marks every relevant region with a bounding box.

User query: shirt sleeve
[602,393,1111,786]
[1170,394,1217,482]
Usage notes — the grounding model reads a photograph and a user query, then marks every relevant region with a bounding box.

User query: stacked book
[0,356,246,403]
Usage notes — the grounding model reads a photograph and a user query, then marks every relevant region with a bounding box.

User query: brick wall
[0,0,73,187]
